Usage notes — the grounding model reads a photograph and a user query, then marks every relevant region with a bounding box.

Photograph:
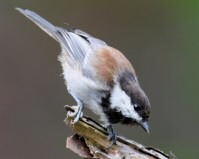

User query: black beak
[140,121,150,134]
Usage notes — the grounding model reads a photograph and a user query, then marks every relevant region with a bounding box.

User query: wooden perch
[65,105,174,159]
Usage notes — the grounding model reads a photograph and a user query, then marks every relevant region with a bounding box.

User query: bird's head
[110,71,151,133]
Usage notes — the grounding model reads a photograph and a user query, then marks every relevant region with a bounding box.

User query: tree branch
[65,105,174,159]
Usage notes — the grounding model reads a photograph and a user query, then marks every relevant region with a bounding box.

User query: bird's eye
[134,104,142,111]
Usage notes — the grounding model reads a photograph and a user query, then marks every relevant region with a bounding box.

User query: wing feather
[16,8,136,88]
[16,8,106,66]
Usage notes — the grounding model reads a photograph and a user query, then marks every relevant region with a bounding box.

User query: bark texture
[65,105,175,159]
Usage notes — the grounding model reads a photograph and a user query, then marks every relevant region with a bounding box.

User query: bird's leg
[66,104,83,124]
[66,95,84,124]
[72,102,83,124]
[106,125,117,146]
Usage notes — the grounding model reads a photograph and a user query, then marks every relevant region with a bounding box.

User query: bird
[16,8,151,145]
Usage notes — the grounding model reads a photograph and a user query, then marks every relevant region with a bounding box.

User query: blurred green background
[0,1,199,158]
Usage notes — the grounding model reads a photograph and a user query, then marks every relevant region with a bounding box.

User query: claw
[67,106,79,117]
[71,110,83,124]
[64,105,83,124]
[107,125,117,147]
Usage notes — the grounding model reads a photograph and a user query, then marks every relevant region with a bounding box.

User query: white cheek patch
[110,83,142,122]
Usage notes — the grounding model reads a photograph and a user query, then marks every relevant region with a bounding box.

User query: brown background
[0,1,199,158]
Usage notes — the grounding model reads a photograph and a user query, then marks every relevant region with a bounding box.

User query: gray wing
[16,8,107,66]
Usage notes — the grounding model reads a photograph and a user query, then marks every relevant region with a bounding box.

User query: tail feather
[16,8,85,63]
[16,8,107,65]
[16,8,59,41]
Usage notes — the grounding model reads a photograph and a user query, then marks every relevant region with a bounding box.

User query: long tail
[16,8,92,64]
[16,8,107,65]
[16,8,61,42]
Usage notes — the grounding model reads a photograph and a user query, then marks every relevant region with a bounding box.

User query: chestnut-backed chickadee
[16,8,151,144]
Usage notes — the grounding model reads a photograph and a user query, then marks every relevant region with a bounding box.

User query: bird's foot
[107,125,117,147]
[64,105,83,124]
